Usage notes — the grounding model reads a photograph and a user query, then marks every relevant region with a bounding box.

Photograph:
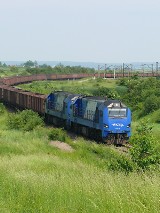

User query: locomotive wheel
[115,134,125,145]
[105,135,115,145]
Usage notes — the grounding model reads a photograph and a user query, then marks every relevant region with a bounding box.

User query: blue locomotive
[45,91,131,144]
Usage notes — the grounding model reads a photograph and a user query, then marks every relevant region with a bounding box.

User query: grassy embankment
[19,77,117,95]
[0,77,159,212]
[0,108,160,212]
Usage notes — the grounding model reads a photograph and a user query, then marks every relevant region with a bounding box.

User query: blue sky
[0,0,160,63]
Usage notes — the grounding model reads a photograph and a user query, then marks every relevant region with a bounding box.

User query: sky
[0,0,160,63]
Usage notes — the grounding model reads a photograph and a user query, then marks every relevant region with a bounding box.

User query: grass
[0,77,160,212]
[0,67,28,77]
[152,123,160,140]
[18,78,117,95]
[0,133,160,212]
[1,154,160,213]
[0,106,159,212]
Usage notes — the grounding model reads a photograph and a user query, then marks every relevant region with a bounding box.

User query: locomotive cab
[102,101,131,144]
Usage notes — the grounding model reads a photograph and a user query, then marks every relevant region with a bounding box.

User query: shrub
[0,103,5,114]
[120,78,160,115]
[96,78,103,83]
[48,128,70,142]
[115,86,127,96]
[129,120,160,170]
[7,110,44,131]
[108,154,134,174]
[143,94,160,115]
[116,78,128,86]
[92,87,119,98]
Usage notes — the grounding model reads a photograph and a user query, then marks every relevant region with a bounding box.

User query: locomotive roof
[82,96,107,101]
[49,91,82,101]
[82,96,126,107]
[49,92,126,107]
[104,99,126,107]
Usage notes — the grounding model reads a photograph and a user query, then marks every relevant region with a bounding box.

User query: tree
[3,63,7,67]
[34,60,38,67]
[23,60,35,67]
[40,64,48,68]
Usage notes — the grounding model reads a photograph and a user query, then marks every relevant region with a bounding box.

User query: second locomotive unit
[45,91,131,144]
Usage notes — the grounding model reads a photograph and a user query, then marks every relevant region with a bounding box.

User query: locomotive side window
[108,108,127,117]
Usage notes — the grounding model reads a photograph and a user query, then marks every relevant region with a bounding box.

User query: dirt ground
[50,141,74,152]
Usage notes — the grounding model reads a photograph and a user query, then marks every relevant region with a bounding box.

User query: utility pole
[142,64,145,77]
[122,63,124,77]
[122,63,132,78]
[151,64,154,75]
[98,65,100,78]
[156,62,158,76]
[114,68,116,79]
[130,64,132,77]
[104,64,107,71]
[104,64,107,78]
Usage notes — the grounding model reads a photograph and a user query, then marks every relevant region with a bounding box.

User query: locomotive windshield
[108,108,127,117]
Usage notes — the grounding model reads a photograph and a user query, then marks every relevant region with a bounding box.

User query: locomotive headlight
[127,124,131,128]
[104,124,109,128]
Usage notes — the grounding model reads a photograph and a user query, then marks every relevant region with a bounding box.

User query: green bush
[7,110,44,131]
[116,78,129,86]
[129,120,160,170]
[143,94,160,115]
[92,87,119,98]
[115,86,128,96]
[0,103,5,114]
[119,77,160,116]
[48,128,70,142]
[108,155,134,174]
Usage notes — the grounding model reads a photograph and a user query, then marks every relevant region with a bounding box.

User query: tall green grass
[0,153,160,213]
[0,106,159,212]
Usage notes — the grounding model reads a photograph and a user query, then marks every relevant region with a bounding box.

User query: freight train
[0,71,159,86]
[0,73,132,144]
